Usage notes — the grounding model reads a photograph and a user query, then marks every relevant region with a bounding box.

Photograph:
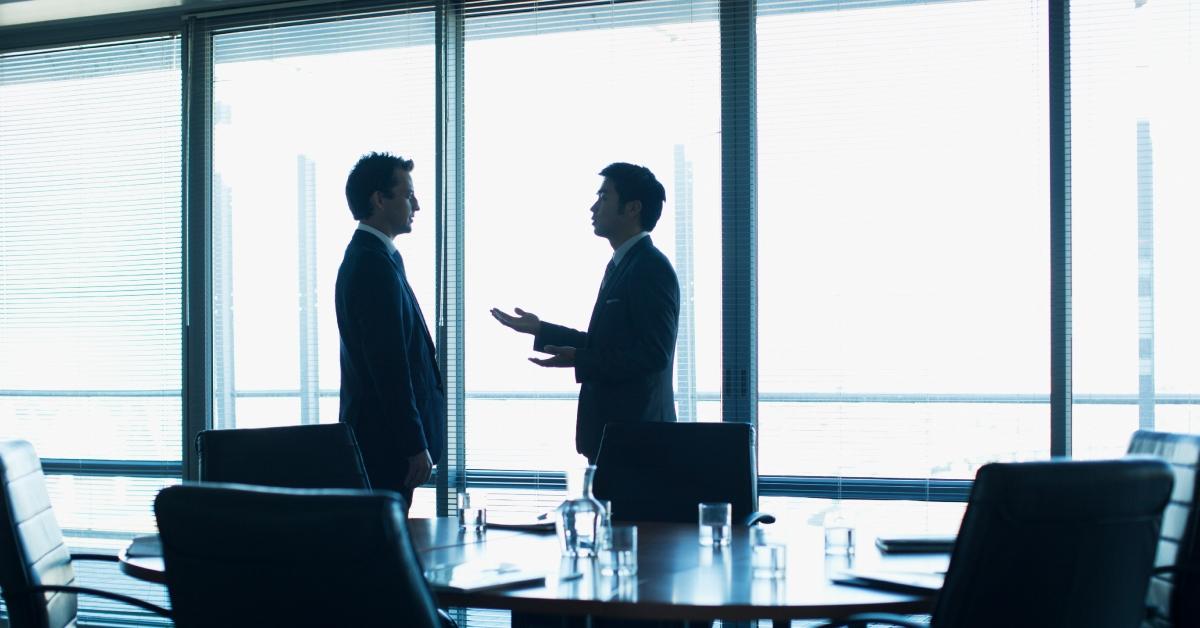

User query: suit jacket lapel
[586,236,653,335]
[356,232,442,384]
[393,254,440,377]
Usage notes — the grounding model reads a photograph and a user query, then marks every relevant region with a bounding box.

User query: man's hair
[599,162,666,231]
[345,152,414,220]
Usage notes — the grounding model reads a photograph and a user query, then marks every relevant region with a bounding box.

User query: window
[209,10,438,510]
[462,0,722,513]
[1071,0,1200,457]
[756,0,1050,483]
[0,36,181,620]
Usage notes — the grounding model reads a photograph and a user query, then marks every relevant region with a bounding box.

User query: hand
[530,345,576,368]
[490,307,541,335]
[405,449,434,489]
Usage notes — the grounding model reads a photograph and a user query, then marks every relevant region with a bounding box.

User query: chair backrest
[933,458,1173,628]
[592,422,758,524]
[1128,430,1200,628]
[0,439,78,628]
[154,483,441,628]
[196,423,370,489]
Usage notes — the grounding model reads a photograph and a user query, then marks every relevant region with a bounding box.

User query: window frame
[0,0,1081,517]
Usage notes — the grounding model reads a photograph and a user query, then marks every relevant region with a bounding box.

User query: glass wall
[0,36,182,621]
[756,0,1050,483]
[1071,0,1200,458]
[462,0,723,513]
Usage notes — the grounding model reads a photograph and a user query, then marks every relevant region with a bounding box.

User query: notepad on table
[485,512,556,532]
[832,568,945,594]
[425,560,547,593]
[874,534,956,554]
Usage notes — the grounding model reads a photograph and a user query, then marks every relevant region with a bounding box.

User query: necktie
[600,259,617,291]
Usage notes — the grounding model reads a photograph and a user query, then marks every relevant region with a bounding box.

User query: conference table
[120,517,949,622]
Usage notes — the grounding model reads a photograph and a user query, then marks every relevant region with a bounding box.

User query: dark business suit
[535,235,680,461]
[335,229,444,508]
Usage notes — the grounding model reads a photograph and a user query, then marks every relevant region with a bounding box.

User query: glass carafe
[556,465,605,557]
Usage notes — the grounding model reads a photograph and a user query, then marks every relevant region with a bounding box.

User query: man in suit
[336,152,443,510]
[492,162,680,462]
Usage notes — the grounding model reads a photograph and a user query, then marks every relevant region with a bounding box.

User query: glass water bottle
[556,465,605,557]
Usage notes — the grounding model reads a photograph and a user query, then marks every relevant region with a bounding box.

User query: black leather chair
[822,458,1174,628]
[593,421,773,525]
[1128,430,1200,628]
[0,439,170,627]
[154,483,442,628]
[196,423,370,489]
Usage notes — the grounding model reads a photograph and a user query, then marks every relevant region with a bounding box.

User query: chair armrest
[742,511,776,525]
[31,584,171,617]
[69,552,119,563]
[820,613,930,628]
[438,608,459,628]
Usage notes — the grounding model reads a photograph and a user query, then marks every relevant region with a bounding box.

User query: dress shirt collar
[611,231,650,268]
[356,223,399,257]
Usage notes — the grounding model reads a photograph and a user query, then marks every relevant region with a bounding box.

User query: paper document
[832,569,945,594]
[425,560,547,593]
[874,534,956,554]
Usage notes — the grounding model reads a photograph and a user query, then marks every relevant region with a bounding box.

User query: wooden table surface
[121,517,949,622]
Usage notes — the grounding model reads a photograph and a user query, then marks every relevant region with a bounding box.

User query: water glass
[823,523,856,556]
[751,526,788,578]
[457,492,487,531]
[598,524,638,577]
[698,502,732,547]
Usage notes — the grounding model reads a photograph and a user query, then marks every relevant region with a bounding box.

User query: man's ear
[623,200,643,220]
[369,190,384,213]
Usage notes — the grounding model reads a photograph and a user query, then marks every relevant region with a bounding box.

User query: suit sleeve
[534,322,589,352]
[573,257,680,383]
[348,259,429,456]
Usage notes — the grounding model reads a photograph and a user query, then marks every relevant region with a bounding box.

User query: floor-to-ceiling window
[461,0,723,514]
[208,8,438,511]
[756,0,1050,517]
[1070,0,1200,458]
[0,36,182,622]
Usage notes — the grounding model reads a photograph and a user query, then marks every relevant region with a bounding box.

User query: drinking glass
[598,524,638,577]
[457,492,487,531]
[750,525,787,578]
[823,508,855,556]
[698,502,732,547]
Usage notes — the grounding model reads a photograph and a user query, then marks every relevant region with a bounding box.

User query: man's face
[378,168,419,235]
[590,177,626,238]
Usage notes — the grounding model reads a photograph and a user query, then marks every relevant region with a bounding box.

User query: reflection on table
[121,517,950,622]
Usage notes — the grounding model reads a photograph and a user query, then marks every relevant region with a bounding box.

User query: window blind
[756,0,1050,487]
[208,8,437,450]
[1070,0,1200,457]
[461,0,723,514]
[0,35,181,623]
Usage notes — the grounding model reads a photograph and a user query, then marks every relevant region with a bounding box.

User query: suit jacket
[535,236,681,460]
[335,230,444,493]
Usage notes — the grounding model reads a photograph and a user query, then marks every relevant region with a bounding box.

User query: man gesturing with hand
[492,163,680,463]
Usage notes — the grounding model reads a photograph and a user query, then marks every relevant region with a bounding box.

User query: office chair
[1128,430,1200,628]
[0,439,170,628]
[822,458,1174,628]
[196,422,371,489]
[154,483,442,628]
[593,422,773,525]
